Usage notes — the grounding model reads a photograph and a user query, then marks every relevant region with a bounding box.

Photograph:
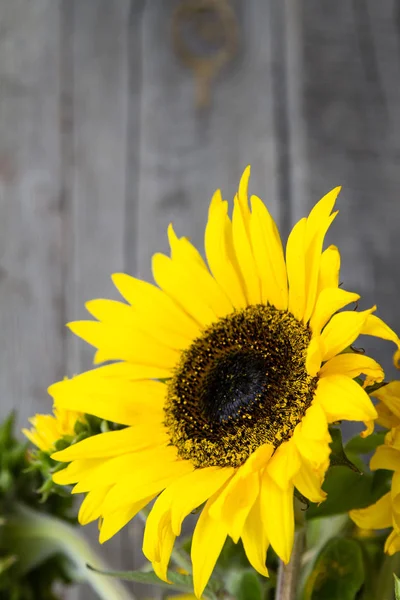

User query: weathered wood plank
[62,1,138,598]
[287,0,400,377]
[134,0,282,280]
[0,1,64,427]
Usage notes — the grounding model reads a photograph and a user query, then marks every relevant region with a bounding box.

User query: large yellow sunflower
[48,168,400,598]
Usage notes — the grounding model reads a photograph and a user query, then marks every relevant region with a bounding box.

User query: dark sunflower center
[164,304,318,468]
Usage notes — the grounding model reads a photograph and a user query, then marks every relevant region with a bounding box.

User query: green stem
[275,530,305,600]
[9,504,135,600]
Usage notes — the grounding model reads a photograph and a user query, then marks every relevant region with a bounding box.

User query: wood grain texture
[0,0,64,426]
[61,1,140,598]
[134,0,282,280]
[1,0,400,598]
[293,0,400,379]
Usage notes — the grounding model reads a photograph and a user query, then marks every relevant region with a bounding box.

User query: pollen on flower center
[164,304,318,468]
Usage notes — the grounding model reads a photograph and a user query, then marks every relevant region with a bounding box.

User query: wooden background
[1,1,400,598]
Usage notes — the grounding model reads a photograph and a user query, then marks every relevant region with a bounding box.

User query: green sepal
[329,427,361,472]
[302,538,364,600]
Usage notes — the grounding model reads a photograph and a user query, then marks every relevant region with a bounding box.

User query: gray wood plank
[288,0,400,380]
[62,1,139,598]
[0,0,64,427]
[133,0,282,281]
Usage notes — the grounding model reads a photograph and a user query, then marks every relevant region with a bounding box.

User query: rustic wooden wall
[1,1,399,598]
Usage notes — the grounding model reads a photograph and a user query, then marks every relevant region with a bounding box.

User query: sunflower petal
[319,307,376,362]
[205,190,247,308]
[260,472,294,564]
[169,467,234,536]
[78,486,111,525]
[250,195,288,309]
[320,354,384,386]
[310,288,360,335]
[286,218,307,321]
[232,192,261,304]
[317,245,341,295]
[152,253,217,327]
[100,495,155,543]
[315,375,377,423]
[192,499,228,599]
[350,492,392,529]
[241,494,269,577]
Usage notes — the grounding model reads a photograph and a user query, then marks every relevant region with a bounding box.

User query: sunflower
[350,382,400,554]
[23,406,83,453]
[47,168,400,598]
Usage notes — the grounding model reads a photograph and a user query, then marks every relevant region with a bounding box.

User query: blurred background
[1,1,400,598]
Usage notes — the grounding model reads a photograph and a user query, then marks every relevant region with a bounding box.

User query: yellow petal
[267,440,301,490]
[192,499,228,599]
[320,354,384,387]
[67,320,180,368]
[85,298,192,351]
[304,189,340,323]
[51,426,169,462]
[241,494,269,577]
[260,471,294,564]
[152,253,217,328]
[204,191,247,308]
[292,404,331,468]
[78,486,111,525]
[112,273,200,340]
[208,443,274,540]
[391,471,400,514]
[310,288,360,335]
[52,459,103,485]
[169,466,235,536]
[249,195,288,309]
[232,193,261,304]
[317,245,340,294]
[385,529,400,555]
[319,307,376,362]
[209,470,259,543]
[151,521,176,583]
[372,382,400,419]
[143,486,174,564]
[370,445,400,472]
[100,495,155,543]
[286,217,307,321]
[167,226,234,318]
[315,375,377,423]
[306,337,322,376]
[350,492,392,530]
[360,314,400,350]
[72,445,182,494]
[101,458,194,514]
[50,377,166,426]
[293,459,327,503]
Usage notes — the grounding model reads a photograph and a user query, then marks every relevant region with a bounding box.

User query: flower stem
[275,530,305,600]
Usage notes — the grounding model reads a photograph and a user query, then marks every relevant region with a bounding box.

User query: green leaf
[329,427,360,472]
[395,573,400,600]
[226,568,264,600]
[345,431,386,455]
[306,462,390,519]
[303,538,364,600]
[86,566,218,600]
